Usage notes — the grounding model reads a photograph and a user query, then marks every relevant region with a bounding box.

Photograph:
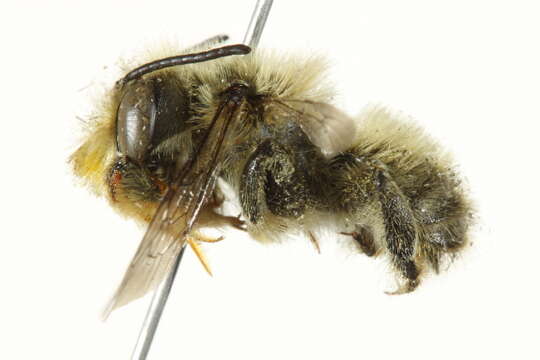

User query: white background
[1,1,539,359]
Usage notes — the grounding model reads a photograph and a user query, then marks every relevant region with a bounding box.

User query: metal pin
[130,1,273,359]
[131,245,186,360]
[243,0,274,49]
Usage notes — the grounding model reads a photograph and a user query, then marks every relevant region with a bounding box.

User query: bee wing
[274,100,358,158]
[104,99,239,318]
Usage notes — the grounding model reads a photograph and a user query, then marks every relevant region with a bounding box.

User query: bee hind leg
[331,154,422,294]
[375,169,422,295]
[414,190,471,273]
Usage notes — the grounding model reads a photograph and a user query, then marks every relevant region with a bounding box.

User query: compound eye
[116,80,157,162]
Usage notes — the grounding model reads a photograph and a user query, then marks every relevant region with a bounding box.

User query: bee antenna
[118,44,251,85]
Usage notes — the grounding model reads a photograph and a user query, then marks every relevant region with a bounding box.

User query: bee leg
[415,193,471,273]
[340,226,378,257]
[209,190,226,209]
[240,139,307,224]
[205,189,247,230]
[206,211,247,231]
[193,232,225,243]
[418,223,466,274]
[219,214,247,231]
[307,231,322,254]
[375,170,421,295]
[197,203,246,231]
[329,154,421,293]
[187,233,223,276]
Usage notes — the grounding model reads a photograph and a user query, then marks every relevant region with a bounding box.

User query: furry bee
[71,35,473,315]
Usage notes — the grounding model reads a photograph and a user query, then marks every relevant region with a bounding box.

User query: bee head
[72,42,251,221]
[110,75,192,204]
[112,43,252,175]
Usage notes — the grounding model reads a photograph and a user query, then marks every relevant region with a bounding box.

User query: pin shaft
[130,1,273,358]
[130,246,186,360]
[243,0,274,48]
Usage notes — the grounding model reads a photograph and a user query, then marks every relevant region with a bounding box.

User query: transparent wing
[104,99,240,318]
[273,100,358,158]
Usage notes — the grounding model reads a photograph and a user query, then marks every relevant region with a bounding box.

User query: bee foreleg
[198,207,246,231]
[187,233,223,276]
[193,231,224,243]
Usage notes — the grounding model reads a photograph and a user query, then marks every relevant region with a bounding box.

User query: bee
[70,34,473,316]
